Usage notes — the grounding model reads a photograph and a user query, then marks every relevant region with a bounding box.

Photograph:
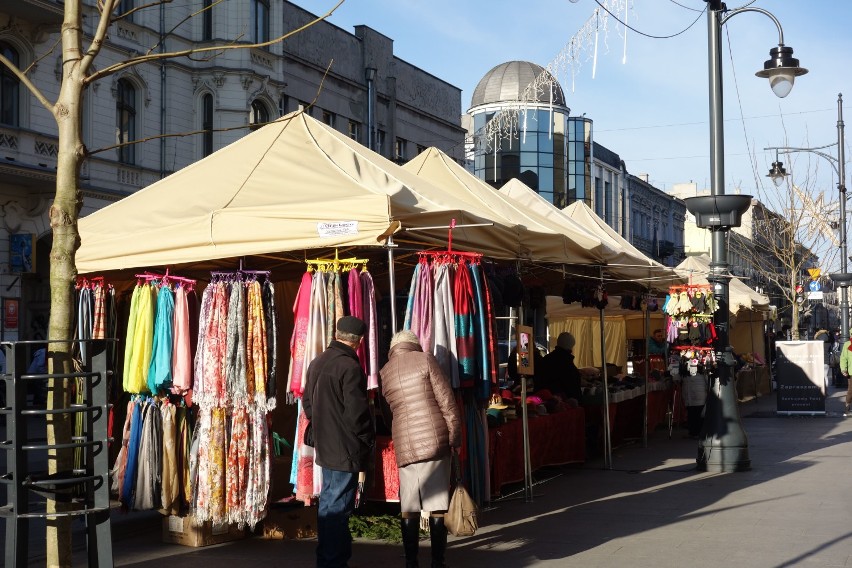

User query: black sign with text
[776,341,826,414]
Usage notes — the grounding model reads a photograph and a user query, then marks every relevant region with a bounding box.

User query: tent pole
[643,293,650,448]
[387,235,398,333]
[600,269,612,470]
[600,304,612,470]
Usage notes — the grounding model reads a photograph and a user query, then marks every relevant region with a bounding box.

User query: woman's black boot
[429,515,447,568]
[401,517,420,567]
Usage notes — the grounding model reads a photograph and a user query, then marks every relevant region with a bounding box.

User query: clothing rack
[668,283,712,293]
[75,275,106,289]
[134,268,196,289]
[305,248,369,272]
[415,219,484,262]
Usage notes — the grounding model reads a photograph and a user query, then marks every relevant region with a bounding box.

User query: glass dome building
[468,61,592,209]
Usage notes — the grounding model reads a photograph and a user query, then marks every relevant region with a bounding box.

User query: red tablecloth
[365,407,586,501]
[488,407,586,496]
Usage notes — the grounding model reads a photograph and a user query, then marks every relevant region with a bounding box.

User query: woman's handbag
[444,453,478,537]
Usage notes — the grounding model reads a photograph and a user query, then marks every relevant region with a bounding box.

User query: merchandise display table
[735,366,771,400]
[365,407,586,501]
[583,383,675,450]
[488,407,586,496]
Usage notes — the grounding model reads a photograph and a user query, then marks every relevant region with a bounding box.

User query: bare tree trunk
[45,6,86,564]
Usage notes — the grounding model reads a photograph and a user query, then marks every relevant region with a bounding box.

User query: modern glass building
[468,61,591,209]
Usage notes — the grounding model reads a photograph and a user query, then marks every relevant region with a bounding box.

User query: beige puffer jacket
[379,341,461,467]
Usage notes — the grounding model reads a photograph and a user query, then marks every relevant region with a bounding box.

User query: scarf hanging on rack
[171,285,193,395]
[433,263,460,388]
[454,261,477,388]
[360,269,379,390]
[287,272,315,398]
[148,285,175,394]
[349,267,367,376]
[262,280,278,409]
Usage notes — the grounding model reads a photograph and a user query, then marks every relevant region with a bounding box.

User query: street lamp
[765,94,847,345]
[688,0,806,473]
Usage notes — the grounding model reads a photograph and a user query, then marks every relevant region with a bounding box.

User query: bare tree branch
[86,0,345,84]
[24,35,63,77]
[111,0,173,24]
[80,0,120,78]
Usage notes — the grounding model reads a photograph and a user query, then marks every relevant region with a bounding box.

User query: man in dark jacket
[303,316,374,568]
[537,332,582,401]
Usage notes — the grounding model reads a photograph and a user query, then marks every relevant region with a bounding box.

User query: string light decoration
[472,0,633,157]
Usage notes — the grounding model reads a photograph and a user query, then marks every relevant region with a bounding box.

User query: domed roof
[470,61,566,109]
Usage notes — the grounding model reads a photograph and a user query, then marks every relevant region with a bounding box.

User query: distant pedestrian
[838,337,852,416]
[303,316,375,568]
[379,330,461,568]
[682,359,708,438]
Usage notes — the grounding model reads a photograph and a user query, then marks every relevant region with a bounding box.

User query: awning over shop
[403,148,609,264]
[499,179,683,290]
[78,113,580,273]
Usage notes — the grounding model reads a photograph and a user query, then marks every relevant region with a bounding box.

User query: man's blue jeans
[317,467,358,568]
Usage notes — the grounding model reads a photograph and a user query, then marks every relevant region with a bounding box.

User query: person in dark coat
[303,316,374,568]
[536,332,582,402]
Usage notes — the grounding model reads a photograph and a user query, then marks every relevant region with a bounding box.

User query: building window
[395,138,407,162]
[297,100,311,115]
[119,0,134,22]
[116,78,136,164]
[202,93,213,157]
[416,144,426,155]
[250,100,269,130]
[0,42,19,127]
[376,129,386,155]
[202,0,213,40]
[348,120,360,141]
[253,0,270,44]
[321,110,335,128]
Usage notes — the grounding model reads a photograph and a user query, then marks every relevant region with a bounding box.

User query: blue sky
[296,0,851,203]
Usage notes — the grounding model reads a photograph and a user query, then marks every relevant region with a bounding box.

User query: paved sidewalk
[10,386,852,567]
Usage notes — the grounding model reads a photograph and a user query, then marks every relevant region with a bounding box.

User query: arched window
[250,100,269,131]
[0,42,20,126]
[116,79,136,164]
[202,93,213,156]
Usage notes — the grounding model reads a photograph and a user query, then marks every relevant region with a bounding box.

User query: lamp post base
[697,443,751,472]
[696,376,751,472]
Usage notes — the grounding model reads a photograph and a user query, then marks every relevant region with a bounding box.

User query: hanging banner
[775,341,825,415]
[516,325,534,376]
[3,297,18,330]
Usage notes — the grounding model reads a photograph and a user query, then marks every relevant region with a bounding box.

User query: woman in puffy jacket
[380,330,461,568]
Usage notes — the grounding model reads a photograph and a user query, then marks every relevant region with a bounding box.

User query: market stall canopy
[78,112,581,273]
[675,255,771,314]
[402,148,608,264]
[500,179,683,290]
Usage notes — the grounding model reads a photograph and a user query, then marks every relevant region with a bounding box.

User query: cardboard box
[162,515,246,547]
[260,505,318,540]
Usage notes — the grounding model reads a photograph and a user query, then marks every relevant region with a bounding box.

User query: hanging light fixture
[755,45,808,98]
[766,160,787,187]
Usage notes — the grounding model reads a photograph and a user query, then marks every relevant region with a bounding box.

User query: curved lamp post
[765,94,847,345]
[693,0,807,473]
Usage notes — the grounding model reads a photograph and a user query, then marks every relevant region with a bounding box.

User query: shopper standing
[379,330,461,568]
[303,316,374,568]
[838,336,852,415]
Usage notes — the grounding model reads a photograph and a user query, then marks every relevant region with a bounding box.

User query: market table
[583,383,675,451]
[365,407,586,501]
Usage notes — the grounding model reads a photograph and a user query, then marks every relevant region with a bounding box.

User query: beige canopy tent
[402,148,609,264]
[78,112,581,274]
[500,179,683,291]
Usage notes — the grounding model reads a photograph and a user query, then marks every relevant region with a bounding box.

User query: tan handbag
[444,454,478,537]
